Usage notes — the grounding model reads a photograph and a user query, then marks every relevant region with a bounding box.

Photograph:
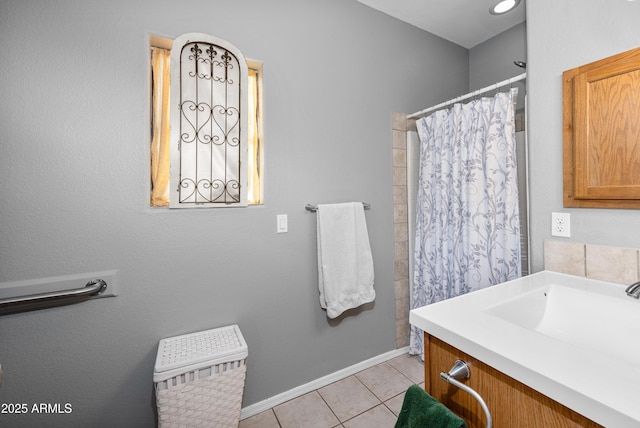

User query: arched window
[150,33,262,208]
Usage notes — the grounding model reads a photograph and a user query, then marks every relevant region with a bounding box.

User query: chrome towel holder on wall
[305,202,371,213]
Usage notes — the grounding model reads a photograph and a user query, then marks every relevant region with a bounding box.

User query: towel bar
[440,360,492,428]
[0,279,108,315]
[305,202,371,213]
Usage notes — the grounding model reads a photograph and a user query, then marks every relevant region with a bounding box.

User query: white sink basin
[483,282,640,367]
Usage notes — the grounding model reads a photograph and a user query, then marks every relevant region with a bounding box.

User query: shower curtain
[410,88,522,357]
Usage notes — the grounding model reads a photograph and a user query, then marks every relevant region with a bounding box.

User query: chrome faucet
[625,281,640,298]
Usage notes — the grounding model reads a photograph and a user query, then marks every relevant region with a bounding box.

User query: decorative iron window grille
[170,33,248,207]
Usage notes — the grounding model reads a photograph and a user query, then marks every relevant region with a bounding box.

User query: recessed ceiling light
[490,0,522,15]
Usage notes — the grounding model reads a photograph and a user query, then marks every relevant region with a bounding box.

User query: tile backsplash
[544,240,640,284]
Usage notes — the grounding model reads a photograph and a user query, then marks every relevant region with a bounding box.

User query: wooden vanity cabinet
[424,334,602,428]
[563,46,640,208]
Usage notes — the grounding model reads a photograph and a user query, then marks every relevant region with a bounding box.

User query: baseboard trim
[240,346,410,420]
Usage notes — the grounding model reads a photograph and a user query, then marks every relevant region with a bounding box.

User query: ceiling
[356,0,526,49]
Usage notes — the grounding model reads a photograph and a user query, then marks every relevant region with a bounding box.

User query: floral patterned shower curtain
[410,88,522,357]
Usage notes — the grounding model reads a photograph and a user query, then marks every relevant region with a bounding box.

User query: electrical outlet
[551,212,570,237]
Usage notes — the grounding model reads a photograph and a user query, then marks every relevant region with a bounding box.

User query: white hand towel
[316,202,375,319]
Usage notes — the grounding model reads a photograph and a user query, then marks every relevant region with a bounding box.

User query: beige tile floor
[239,353,424,428]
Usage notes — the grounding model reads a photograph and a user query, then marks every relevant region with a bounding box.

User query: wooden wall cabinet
[563,46,640,208]
[424,334,601,428]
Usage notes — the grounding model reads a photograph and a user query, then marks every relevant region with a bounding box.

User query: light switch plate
[277,214,288,233]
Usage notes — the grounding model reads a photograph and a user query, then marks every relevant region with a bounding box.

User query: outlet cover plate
[551,212,571,237]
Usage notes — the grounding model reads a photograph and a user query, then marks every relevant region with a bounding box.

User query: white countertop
[409,270,640,428]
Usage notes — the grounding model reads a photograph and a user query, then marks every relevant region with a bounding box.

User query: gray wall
[469,22,527,113]
[0,0,468,426]
[469,22,527,91]
[526,0,640,272]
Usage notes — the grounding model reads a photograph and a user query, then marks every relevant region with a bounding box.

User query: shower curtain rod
[407,72,526,119]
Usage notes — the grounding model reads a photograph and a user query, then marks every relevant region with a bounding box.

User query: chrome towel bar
[440,359,492,428]
[305,202,371,213]
[0,279,108,315]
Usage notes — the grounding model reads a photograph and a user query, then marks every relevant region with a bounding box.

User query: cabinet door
[563,46,640,208]
[425,334,602,428]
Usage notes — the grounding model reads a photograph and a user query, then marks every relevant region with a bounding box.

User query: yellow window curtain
[247,68,261,204]
[150,47,171,207]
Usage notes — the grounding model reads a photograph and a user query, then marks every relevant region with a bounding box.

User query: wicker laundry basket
[153,325,248,427]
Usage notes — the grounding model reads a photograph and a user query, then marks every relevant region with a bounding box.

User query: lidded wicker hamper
[153,325,248,427]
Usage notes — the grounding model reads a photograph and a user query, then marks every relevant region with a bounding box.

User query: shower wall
[392,113,413,348]
[469,22,527,90]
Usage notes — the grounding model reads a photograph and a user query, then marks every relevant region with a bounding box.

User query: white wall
[0,0,468,426]
[526,0,640,272]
